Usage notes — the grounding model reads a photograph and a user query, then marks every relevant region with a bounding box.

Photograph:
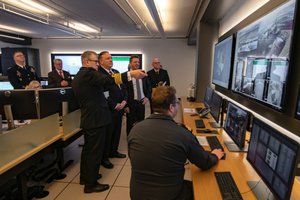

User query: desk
[180,98,300,200]
[0,114,61,199]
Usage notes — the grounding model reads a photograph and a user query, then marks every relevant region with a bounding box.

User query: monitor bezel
[210,92,223,124]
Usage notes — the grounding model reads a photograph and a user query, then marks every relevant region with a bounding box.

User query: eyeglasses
[88,59,99,64]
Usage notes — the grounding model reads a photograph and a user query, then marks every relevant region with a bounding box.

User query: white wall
[30,38,196,97]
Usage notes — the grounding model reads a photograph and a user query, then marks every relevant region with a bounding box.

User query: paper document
[183,108,196,113]
[196,136,209,146]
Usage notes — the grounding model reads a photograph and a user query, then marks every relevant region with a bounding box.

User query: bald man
[147,58,170,113]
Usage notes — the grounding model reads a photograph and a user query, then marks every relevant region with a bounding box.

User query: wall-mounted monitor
[212,35,234,89]
[51,53,143,75]
[223,102,250,152]
[247,117,300,200]
[231,0,297,111]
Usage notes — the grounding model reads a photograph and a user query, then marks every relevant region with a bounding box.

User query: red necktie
[59,70,64,78]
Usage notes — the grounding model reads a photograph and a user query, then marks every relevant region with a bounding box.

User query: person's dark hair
[152,86,177,113]
[98,51,109,60]
[130,55,140,63]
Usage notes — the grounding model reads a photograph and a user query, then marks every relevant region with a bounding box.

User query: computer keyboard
[206,136,223,151]
[195,119,205,128]
[214,172,243,200]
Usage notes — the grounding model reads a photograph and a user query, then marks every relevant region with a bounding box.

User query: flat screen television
[0,90,38,120]
[231,0,297,110]
[51,53,143,75]
[38,87,79,118]
[209,92,223,128]
[247,117,300,200]
[212,35,234,89]
[223,102,249,152]
[204,87,214,108]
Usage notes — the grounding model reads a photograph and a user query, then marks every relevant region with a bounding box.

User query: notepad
[196,136,209,146]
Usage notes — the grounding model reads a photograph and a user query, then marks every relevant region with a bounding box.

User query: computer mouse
[203,129,212,133]
[221,153,226,160]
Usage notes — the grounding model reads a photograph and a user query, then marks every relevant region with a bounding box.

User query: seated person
[128,86,224,200]
[27,80,42,89]
[48,59,72,88]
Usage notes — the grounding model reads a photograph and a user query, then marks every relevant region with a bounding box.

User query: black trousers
[102,109,123,160]
[110,110,123,154]
[80,126,106,186]
[126,100,145,135]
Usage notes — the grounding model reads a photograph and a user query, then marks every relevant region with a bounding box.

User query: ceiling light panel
[0,24,31,33]
[3,0,56,15]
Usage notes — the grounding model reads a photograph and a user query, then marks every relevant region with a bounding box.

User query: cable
[241,179,262,194]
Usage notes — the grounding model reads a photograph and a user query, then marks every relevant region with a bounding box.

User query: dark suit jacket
[98,67,128,111]
[7,64,39,89]
[125,73,151,104]
[147,68,170,88]
[72,67,128,129]
[47,70,72,88]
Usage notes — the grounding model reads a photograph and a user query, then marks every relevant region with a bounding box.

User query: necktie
[109,70,113,75]
[136,79,142,100]
[156,70,159,75]
[59,70,64,78]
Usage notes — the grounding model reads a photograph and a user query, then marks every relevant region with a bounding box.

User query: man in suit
[47,58,72,88]
[72,51,146,194]
[7,51,40,89]
[125,55,151,135]
[147,58,170,113]
[98,51,127,169]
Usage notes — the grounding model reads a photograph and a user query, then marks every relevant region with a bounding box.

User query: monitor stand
[224,141,248,152]
[4,105,15,130]
[209,121,221,128]
[247,181,276,200]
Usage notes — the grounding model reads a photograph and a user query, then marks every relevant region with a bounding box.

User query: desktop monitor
[212,35,234,89]
[295,85,300,120]
[38,87,79,118]
[247,118,300,200]
[0,81,14,90]
[0,90,38,120]
[223,102,249,151]
[204,87,214,108]
[209,92,223,128]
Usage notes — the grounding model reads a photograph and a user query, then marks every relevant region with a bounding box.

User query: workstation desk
[0,110,82,199]
[180,98,300,200]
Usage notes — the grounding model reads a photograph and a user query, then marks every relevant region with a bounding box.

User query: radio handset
[199,107,210,118]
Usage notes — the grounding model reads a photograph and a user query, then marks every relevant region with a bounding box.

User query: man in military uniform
[7,51,39,89]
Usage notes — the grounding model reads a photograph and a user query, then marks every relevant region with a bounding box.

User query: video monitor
[212,35,234,89]
[295,85,300,120]
[51,53,143,75]
[231,0,297,111]
[209,92,223,128]
[204,87,214,108]
[38,87,79,118]
[0,81,14,90]
[247,118,300,200]
[0,90,38,120]
[223,102,249,151]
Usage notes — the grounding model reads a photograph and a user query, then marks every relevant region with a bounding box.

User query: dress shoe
[80,174,102,185]
[110,152,126,158]
[84,182,109,193]
[101,160,114,169]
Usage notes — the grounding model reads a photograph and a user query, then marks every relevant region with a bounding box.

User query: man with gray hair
[47,58,72,88]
